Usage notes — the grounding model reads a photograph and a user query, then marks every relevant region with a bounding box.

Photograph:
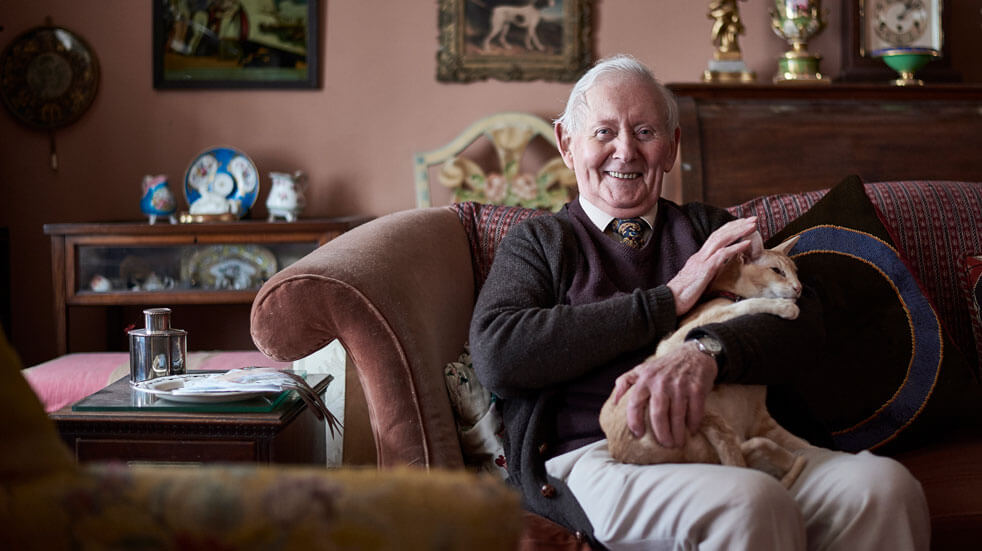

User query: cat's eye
[771,267,785,276]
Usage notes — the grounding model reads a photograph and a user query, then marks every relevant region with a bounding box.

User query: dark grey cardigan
[469,199,827,546]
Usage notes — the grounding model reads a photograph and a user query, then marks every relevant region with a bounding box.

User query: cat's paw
[773,299,799,320]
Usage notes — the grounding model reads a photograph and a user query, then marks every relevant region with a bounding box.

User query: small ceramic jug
[266,171,307,222]
[140,175,178,225]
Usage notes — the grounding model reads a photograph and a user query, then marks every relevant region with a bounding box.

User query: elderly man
[469,54,929,550]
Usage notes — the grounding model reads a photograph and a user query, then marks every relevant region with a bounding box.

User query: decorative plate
[132,373,279,404]
[184,146,260,218]
[182,244,278,290]
[0,25,100,129]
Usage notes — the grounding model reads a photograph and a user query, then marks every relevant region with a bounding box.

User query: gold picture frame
[437,0,593,83]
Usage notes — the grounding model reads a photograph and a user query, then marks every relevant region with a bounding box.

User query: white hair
[555,54,679,137]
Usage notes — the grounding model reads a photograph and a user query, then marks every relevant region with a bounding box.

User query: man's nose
[612,133,637,160]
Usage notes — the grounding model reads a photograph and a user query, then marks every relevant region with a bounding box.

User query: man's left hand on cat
[611,342,717,448]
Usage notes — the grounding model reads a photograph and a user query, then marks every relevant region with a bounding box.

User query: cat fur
[598,234,811,488]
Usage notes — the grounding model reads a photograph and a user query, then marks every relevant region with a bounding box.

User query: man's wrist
[688,335,723,366]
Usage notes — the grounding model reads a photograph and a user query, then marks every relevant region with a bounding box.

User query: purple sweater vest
[553,200,703,454]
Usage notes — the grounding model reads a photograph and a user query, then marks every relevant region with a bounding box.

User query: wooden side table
[51,373,333,465]
[44,217,370,355]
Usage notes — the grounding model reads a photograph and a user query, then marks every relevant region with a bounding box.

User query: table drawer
[75,438,256,463]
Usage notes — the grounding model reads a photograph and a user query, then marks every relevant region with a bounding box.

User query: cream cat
[599,234,812,488]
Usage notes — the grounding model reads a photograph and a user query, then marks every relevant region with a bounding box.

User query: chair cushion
[24,351,293,412]
[452,201,548,292]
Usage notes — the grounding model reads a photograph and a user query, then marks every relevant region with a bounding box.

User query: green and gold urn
[770,0,829,83]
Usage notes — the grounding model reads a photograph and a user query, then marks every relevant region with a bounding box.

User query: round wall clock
[0,25,100,130]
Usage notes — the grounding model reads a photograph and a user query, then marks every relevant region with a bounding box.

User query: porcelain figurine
[266,171,307,222]
[140,175,178,224]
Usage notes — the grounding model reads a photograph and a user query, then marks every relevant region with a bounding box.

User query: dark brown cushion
[766,176,982,454]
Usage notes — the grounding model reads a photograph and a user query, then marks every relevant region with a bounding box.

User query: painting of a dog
[468,0,561,54]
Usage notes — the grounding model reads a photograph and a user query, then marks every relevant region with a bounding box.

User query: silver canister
[129,308,187,383]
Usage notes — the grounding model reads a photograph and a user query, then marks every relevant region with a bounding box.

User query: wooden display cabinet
[45,217,370,355]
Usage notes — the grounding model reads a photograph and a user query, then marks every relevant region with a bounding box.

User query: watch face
[863,0,941,54]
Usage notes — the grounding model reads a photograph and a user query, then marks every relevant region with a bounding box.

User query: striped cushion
[452,201,547,292]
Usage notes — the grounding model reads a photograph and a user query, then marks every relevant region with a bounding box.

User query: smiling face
[556,73,679,218]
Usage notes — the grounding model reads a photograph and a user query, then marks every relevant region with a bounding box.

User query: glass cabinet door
[75,241,317,295]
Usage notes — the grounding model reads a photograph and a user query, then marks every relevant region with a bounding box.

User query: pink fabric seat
[24,351,292,412]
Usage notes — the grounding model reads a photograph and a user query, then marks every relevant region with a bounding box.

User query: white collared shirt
[578,195,658,235]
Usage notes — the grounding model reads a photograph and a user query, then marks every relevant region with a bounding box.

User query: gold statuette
[703,0,756,83]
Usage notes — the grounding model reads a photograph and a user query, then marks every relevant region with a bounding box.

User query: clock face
[873,0,927,45]
[0,26,100,130]
[864,0,941,53]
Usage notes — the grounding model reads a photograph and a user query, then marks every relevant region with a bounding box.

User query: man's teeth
[607,171,640,179]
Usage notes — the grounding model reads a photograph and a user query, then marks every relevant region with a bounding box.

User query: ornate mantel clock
[838,0,960,82]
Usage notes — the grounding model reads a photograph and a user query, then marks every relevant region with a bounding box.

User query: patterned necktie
[611,218,646,249]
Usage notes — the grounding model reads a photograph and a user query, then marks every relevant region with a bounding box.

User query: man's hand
[611,341,717,448]
[667,217,758,316]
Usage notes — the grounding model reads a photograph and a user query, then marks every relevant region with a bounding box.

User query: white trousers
[546,439,930,551]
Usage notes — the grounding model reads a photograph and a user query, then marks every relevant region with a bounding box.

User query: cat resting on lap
[599,234,812,488]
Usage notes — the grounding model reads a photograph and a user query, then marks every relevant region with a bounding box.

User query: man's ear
[661,126,681,173]
[555,123,574,169]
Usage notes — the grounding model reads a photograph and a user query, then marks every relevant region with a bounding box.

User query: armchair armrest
[251,207,475,469]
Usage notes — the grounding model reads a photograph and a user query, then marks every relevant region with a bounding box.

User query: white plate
[132,373,281,404]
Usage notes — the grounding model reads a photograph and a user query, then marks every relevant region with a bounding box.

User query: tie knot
[611,218,646,249]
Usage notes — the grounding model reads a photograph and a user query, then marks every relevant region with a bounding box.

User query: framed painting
[437,0,593,83]
[153,0,318,89]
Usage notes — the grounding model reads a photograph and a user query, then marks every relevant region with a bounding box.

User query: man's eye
[595,128,614,140]
[636,128,655,139]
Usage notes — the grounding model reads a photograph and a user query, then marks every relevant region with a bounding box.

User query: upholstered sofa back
[454,181,982,370]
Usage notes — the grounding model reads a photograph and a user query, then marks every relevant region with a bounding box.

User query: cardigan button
[574,531,585,542]
[540,483,556,498]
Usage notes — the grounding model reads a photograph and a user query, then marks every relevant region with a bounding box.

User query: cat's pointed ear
[771,235,801,256]
[746,231,765,260]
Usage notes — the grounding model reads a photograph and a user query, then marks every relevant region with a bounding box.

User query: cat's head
[713,235,802,300]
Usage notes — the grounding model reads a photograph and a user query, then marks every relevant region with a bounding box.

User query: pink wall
[3,1,981,365]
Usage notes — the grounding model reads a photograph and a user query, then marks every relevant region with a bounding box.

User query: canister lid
[143,308,172,332]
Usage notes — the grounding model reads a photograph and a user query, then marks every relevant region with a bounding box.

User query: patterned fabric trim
[964,255,982,369]
[451,202,548,292]
[726,189,828,241]
[865,181,982,368]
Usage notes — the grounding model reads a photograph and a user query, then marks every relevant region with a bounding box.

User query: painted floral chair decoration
[414,112,577,211]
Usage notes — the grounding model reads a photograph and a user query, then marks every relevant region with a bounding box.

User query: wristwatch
[691,335,723,361]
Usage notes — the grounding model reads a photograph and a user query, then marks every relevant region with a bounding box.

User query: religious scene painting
[153,0,318,89]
